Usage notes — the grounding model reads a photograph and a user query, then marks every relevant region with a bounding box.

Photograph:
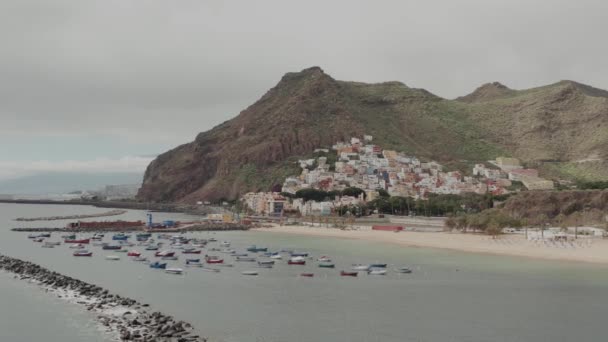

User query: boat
[92,241,105,247]
[73,250,93,257]
[256,264,273,269]
[220,241,231,247]
[41,244,54,248]
[38,233,51,238]
[369,263,387,268]
[290,252,309,257]
[257,260,275,266]
[154,250,175,257]
[115,249,128,253]
[340,271,358,277]
[241,270,258,276]
[69,243,86,249]
[236,256,256,262]
[396,267,412,274]
[215,263,233,267]
[102,245,122,250]
[201,267,220,273]
[269,254,282,260]
[64,238,90,244]
[290,256,305,262]
[149,262,167,269]
[127,251,141,257]
[165,268,183,275]
[231,252,248,257]
[145,245,159,251]
[318,263,335,268]
[62,234,76,240]
[288,259,306,265]
[185,260,203,267]
[279,248,293,253]
[91,234,104,240]
[206,258,224,264]
[112,234,130,241]
[191,243,206,248]
[105,255,121,261]
[33,237,45,243]
[170,243,184,249]
[183,249,202,254]
[133,256,148,262]
[246,245,268,253]
[220,248,235,254]
[186,258,201,263]
[118,241,135,247]
[351,264,371,271]
[208,238,217,242]
[317,256,332,262]
[300,273,314,277]
[161,256,178,261]
[28,234,39,239]
[368,269,387,275]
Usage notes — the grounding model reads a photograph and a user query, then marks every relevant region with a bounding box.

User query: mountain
[138,67,608,203]
[0,172,143,195]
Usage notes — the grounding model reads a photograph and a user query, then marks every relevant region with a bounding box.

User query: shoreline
[255,225,608,265]
[0,254,207,341]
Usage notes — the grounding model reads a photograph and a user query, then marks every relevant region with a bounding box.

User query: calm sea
[1,203,607,342]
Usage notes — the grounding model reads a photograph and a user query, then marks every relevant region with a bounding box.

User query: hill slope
[138,67,608,202]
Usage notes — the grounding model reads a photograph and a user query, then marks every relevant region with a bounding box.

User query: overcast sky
[1,0,607,179]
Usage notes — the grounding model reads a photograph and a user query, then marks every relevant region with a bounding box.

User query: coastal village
[242,135,554,216]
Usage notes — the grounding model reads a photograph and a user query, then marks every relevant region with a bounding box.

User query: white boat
[269,254,282,260]
[171,243,184,249]
[220,241,231,247]
[241,270,258,276]
[201,267,221,273]
[368,269,387,275]
[317,256,332,262]
[69,244,86,249]
[396,267,412,274]
[106,255,121,261]
[133,256,148,262]
[351,264,371,271]
[165,268,184,275]
[290,256,305,262]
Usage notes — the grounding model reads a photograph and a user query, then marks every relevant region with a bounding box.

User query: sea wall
[15,209,128,222]
[0,254,206,341]
[11,223,250,233]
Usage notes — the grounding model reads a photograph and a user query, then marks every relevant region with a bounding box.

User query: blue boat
[290,252,309,257]
[149,262,167,269]
[370,263,387,268]
[102,245,122,250]
[112,234,130,241]
[246,245,268,253]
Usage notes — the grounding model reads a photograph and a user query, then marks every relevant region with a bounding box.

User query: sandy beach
[255,225,608,265]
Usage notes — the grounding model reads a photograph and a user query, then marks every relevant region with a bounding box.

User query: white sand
[255,225,608,265]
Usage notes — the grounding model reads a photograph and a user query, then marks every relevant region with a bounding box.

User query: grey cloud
[1,0,608,145]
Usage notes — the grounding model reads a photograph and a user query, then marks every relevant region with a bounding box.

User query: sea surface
[1,203,608,342]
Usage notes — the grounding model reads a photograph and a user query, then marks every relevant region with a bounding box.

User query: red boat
[127,251,141,257]
[73,251,93,257]
[340,271,358,277]
[64,239,90,244]
[183,249,202,254]
[205,256,224,264]
[288,260,306,265]
[300,273,314,277]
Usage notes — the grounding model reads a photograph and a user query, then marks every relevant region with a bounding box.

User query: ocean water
[1,203,608,342]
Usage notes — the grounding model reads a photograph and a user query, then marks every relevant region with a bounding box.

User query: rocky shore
[11,223,250,233]
[15,209,128,222]
[0,254,206,341]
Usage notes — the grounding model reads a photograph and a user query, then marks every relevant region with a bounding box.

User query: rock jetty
[0,254,206,341]
[15,209,128,222]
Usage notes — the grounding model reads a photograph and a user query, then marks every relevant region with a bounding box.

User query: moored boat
[154,250,175,257]
[290,252,309,257]
[201,267,220,273]
[246,245,268,253]
[73,250,93,257]
[396,267,412,274]
[133,256,148,262]
[231,252,248,257]
[241,270,258,276]
[183,249,202,254]
[256,264,273,269]
[369,263,387,268]
[64,238,90,244]
[300,273,314,277]
[127,251,141,257]
[288,259,306,265]
[69,243,86,249]
[205,257,224,264]
[269,254,282,260]
[149,261,167,269]
[102,245,122,250]
[145,245,159,251]
[340,271,358,277]
[161,256,178,261]
[368,269,387,275]
[318,263,335,268]
[236,256,256,262]
[165,268,183,275]
[317,256,332,262]
[220,241,231,247]
[105,255,121,261]
[351,264,371,271]
[257,260,275,266]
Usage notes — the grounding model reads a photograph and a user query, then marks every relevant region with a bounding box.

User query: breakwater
[0,254,206,341]
[15,209,128,222]
[11,223,250,233]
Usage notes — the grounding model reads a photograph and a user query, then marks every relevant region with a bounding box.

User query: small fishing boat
[127,251,141,257]
[241,270,258,276]
[207,238,217,242]
[236,256,256,262]
[368,269,387,275]
[191,243,206,248]
[396,267,412,274]
[91,234,104,240]
[62,234,76,240]
[106,255,121,261]
[318,263,335,268]
[231,252,248,257]
[220,241,231,247]
[317,256,332,262]
[92,241,105,247]
[215,263,233,267]
[186,258,201,263]
[269,254,283,260]
[28,234,40,239]
[185,260,203,267]
[369,263,387,269]
[246,245,268,253]
[201,267,220,273]
[290,256,305,262]
[220,248,235,254]
[133,256,148,262]
[256,264,273,269]
[44,241,61,246]
[351,264,371,271]
[41,244,54,248]
[145,245,159,251]
[206,258,224,264]
[288,259,306,265]
[165,268,183,275]
[183,249,202,254]
[39,233,51,238]
[115,249,128,253]
[154,250,175,257]
[64,238,90,244]
[340,271,358,277]
[257,260,275,266]
[102,245,122,250]
[279,248,293,253]
[300,273,314,277]
[69,243,86,249]
[290,252,309,257]
[112,234,130,241]
[118,241,135,247]
[73,250,93,257]
[33,237,45,243]
[161,256,178,261]
[149,261,167,269]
